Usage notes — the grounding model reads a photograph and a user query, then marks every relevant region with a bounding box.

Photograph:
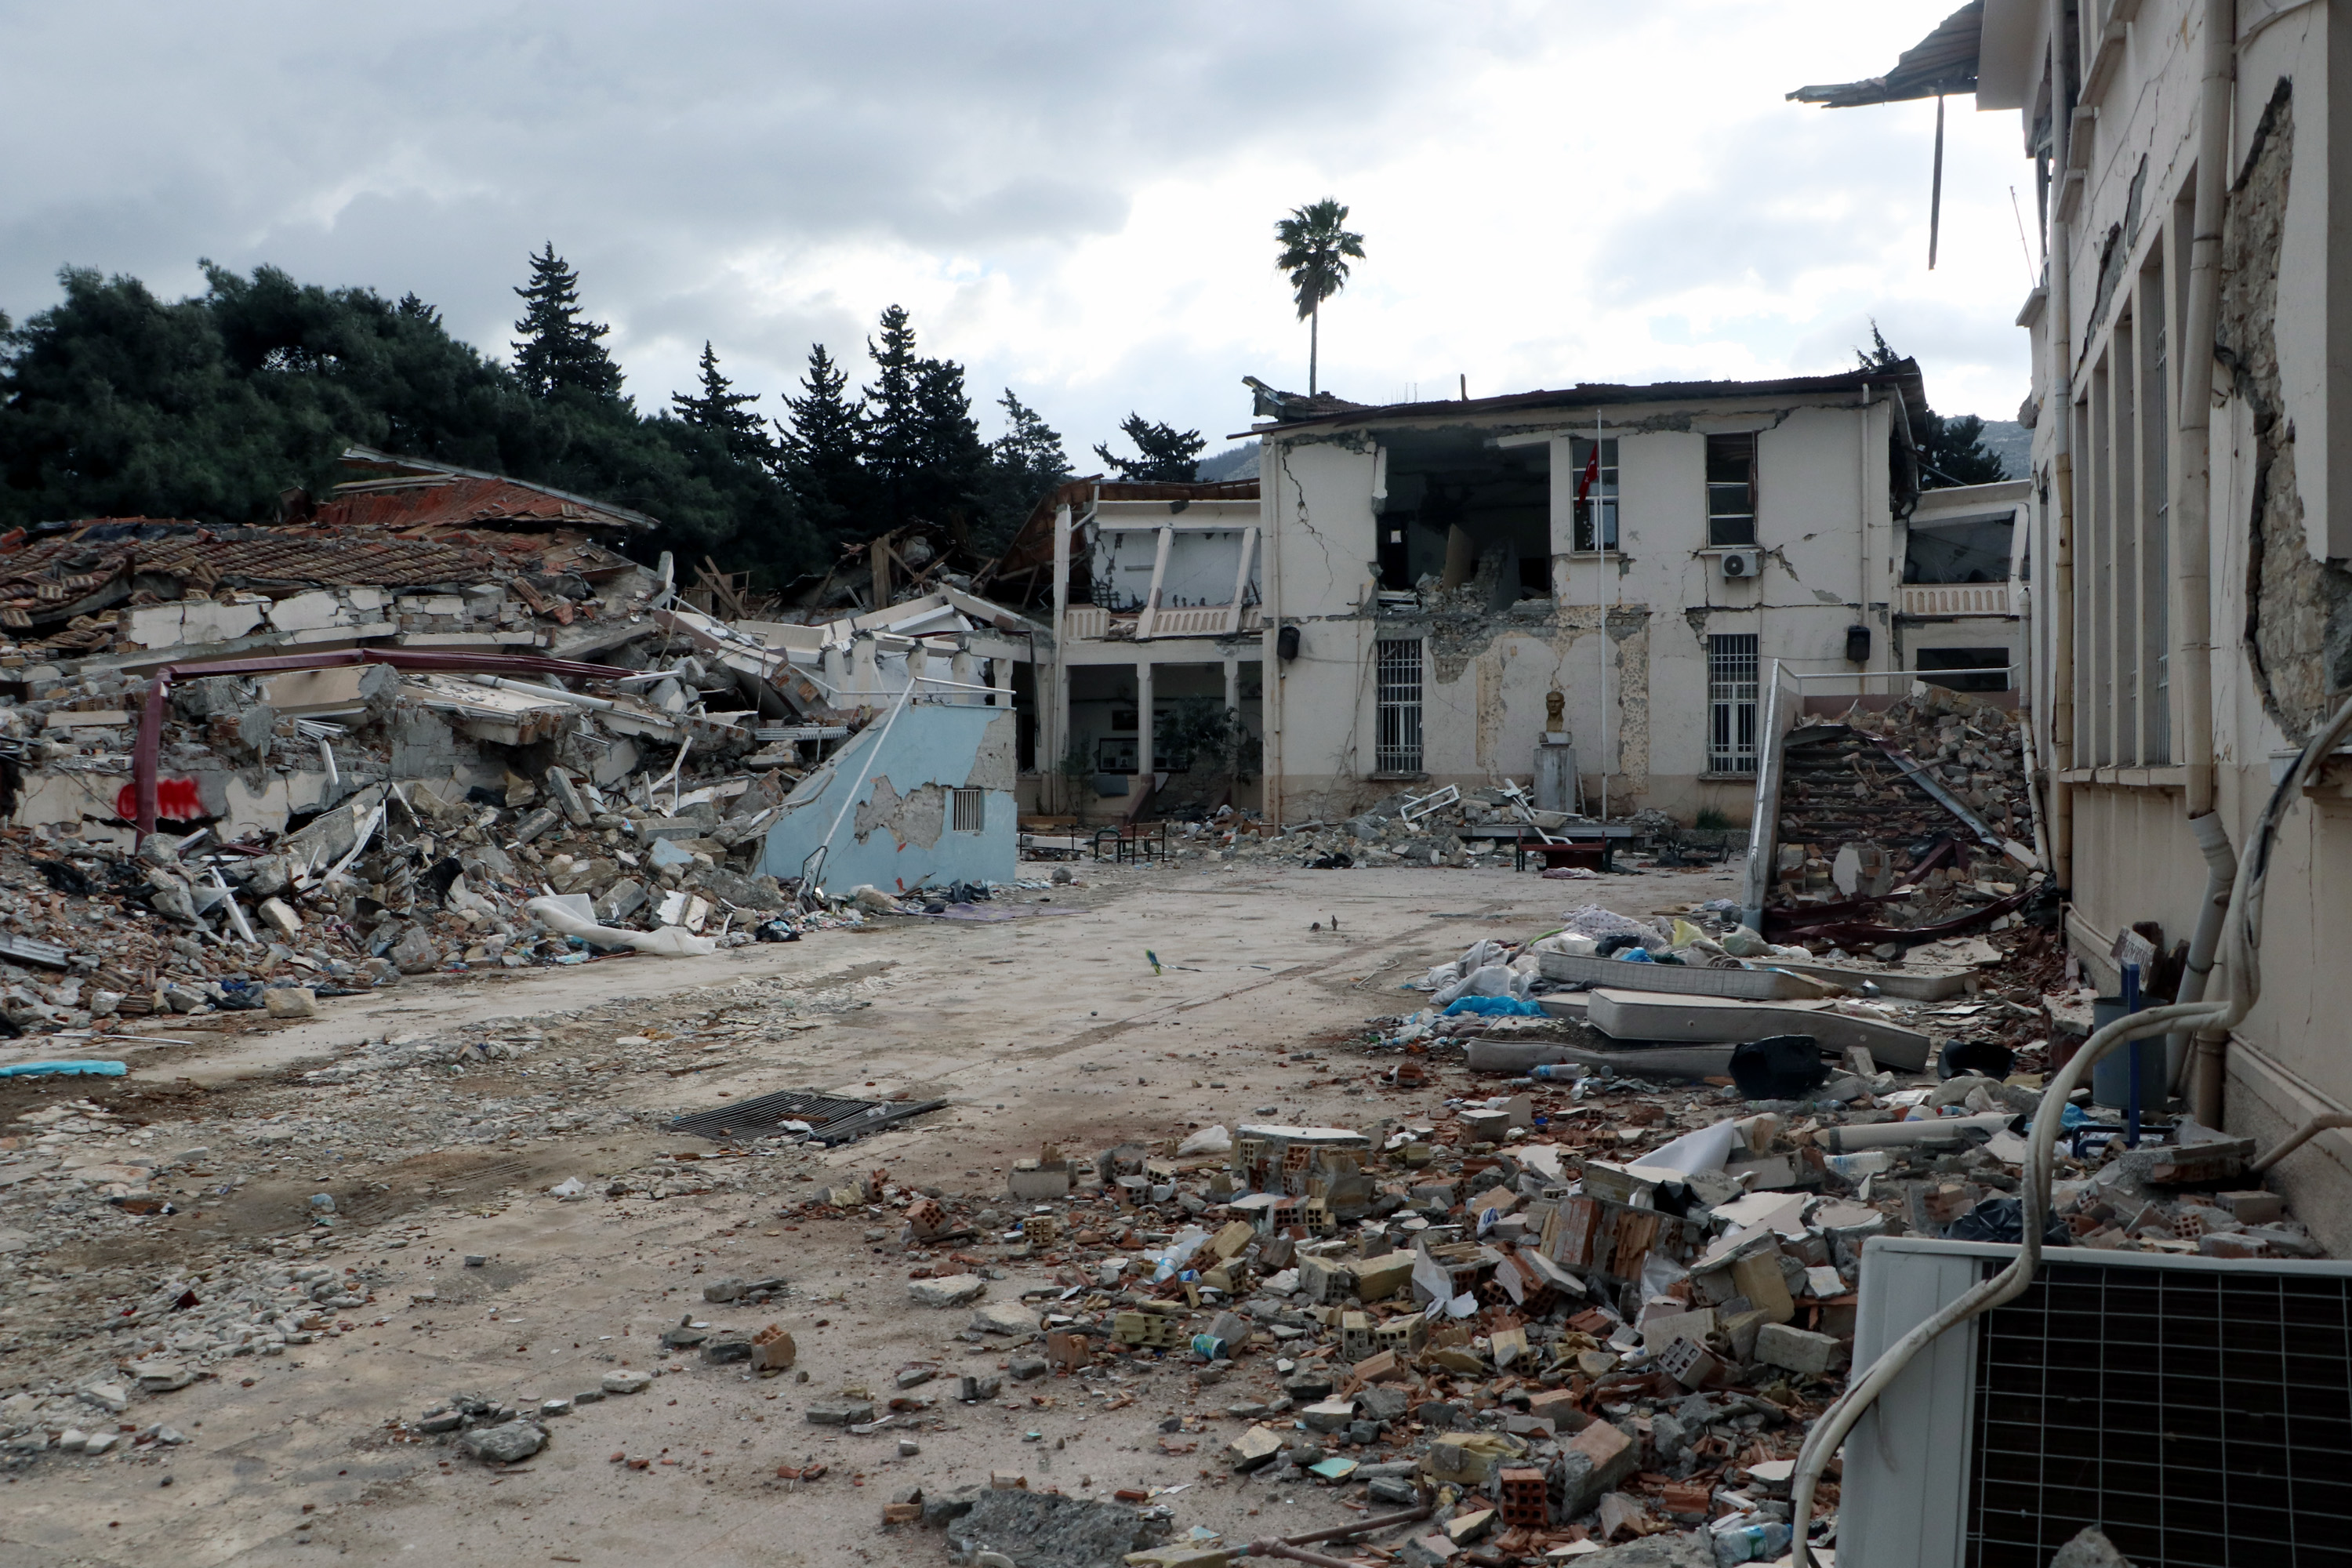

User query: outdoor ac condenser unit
[1720,550,1760,579]
[1841,1236,2352,1568]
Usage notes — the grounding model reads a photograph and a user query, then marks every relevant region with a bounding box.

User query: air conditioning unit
[1719,550,1761,579]
[1841,1236,2352,1567]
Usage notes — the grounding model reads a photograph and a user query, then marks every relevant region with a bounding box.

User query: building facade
[1240,368,2026,822]
[1807,0,2352,1247]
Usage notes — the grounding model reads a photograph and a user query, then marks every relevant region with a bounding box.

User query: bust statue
[1545,688,1566,729]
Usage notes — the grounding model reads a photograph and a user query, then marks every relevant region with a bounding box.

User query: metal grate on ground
[670,1089,948,1147]
[1965,1259,2352,1567]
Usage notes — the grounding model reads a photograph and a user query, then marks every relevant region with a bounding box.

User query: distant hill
[1972,419,2031,482]
[1197,444,1260,482]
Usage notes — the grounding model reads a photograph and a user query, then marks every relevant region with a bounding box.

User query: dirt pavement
[0,855,1737,1567]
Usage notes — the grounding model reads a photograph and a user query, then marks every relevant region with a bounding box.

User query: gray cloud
[0,2,2030,456]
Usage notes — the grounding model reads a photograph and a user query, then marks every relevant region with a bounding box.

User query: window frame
[1374,638,1425,775]
[1707,632,1761,775]
[1569,436,1621,552]
[1705,432,1759,547]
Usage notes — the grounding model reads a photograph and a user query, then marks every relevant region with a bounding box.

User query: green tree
[0,261,819,580]
[973,389,1072,553]
[671,341,772,463]
[858,304,988,537]
[862,304,923,526]
[1272,198,1366,396]
[909,353,988,535]
[779,342,868,544]
[1853,322,2007,486]
[1093,413,1204,482]
[511,243,625,400]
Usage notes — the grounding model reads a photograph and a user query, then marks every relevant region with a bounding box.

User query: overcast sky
[0,2,2037,462]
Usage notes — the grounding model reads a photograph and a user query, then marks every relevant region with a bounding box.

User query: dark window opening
[1706,433,1758,546]
[1917,647,2011,692]
[1373,430,1551,600]
[1904,513,2016,583]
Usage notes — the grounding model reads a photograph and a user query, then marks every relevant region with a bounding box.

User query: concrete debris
[1118,785,1651,874]
[0,476,1063,1062]
[942,1484,1172,1566]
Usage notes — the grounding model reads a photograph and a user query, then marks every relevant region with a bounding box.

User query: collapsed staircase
[1775,725,1956,866]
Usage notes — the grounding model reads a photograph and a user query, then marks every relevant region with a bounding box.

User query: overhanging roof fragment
[1788,2,1984,107]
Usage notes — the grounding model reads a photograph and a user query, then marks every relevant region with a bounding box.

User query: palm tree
[1273,198,1366,396]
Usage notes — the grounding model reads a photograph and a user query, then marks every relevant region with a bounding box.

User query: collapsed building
[0,448,1026,1028]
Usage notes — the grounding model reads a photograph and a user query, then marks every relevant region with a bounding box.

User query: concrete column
[1050,501,1075,809]
[1223,656,1240,716]
[1135,660,1155,782]
[951,650,975,705]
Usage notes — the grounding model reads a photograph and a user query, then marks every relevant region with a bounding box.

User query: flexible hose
[1788,688,2352,1564]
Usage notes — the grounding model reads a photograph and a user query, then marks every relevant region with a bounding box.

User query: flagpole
[1598,409,1608,823]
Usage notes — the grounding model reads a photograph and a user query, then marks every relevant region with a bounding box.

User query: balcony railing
[1900,581,2013,618]
[1060,604,1261,641]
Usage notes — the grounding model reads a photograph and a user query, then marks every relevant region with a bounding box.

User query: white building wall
[1257,390,1941,822]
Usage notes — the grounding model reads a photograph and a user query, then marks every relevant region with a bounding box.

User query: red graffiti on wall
[114,778,206,822]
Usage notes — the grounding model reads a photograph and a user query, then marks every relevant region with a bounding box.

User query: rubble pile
[1773,688,2035,924]
[729,909,2317,1566]
[1171,787,1635,873]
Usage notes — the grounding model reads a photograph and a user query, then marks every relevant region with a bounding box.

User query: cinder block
[1730,1249,1796,1324]
[1352,1251,1415,1303]
[1008,1163,1071,1200]
[1754,1322,1846,1378]
[2216,1189,2285,1225]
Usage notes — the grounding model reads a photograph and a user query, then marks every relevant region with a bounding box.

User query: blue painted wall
[757,704,1018,893]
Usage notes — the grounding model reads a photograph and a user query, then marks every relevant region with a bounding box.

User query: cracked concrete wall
[1261,395,1912,822]
[757,706,1016,892]
[2035,16,2352,1255]
[2223,84,2352,742]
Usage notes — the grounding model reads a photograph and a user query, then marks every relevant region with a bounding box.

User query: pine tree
[671,341,771,462]
[511,243,624,400]
[1853,321,2006,486]
[862,304,924,525]
[780,343,869,543]
[992,390,1069,489]
[974,390,1073,552]
[909,354,988,536]
[1093,413,1205,482]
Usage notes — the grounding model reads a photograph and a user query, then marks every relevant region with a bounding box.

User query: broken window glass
[1706,433,1758,546]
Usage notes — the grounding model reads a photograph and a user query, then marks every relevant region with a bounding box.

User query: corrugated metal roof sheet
[1788,2,1984,108]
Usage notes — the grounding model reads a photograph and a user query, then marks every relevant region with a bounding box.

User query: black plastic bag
[1939,1037,2016,1080]
[1730,1034,1829,1100]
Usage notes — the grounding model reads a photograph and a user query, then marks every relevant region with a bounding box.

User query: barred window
[1375,639,1424,774]
[1708,633,1759,775]
[949,787,985,833]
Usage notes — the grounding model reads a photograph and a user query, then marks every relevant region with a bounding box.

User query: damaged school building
[1004,372,2027,827]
